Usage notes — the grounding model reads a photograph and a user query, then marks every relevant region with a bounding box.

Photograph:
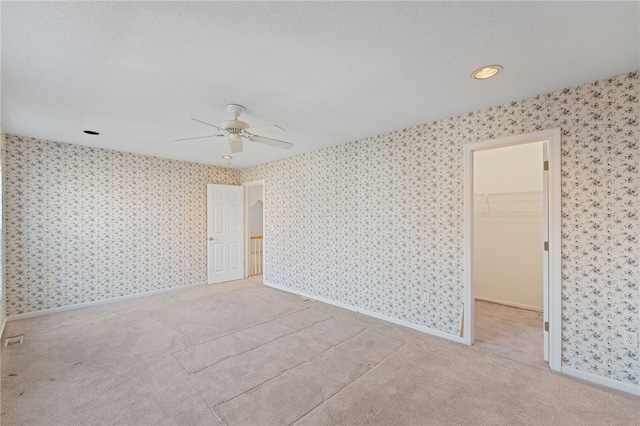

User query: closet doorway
[462,128,561,372]
[474,142,545,366]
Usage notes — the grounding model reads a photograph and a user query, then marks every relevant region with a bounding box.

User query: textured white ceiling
[2,2,638,169]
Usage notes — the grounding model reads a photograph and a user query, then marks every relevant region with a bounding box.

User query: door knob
[208,237,214,241]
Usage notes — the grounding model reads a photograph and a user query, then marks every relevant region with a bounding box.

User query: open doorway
[243,180,265,279]
[473,141,546,367]
[462,128,561,372]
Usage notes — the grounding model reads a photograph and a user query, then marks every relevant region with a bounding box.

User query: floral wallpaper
[3,72,638,388]
[242,71,639,386]
[4,137,240,315]
[1,130,5,330]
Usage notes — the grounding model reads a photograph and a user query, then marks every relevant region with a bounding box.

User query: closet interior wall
[474,142,544,311]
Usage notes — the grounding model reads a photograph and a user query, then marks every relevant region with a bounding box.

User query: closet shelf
[474,190,542,215]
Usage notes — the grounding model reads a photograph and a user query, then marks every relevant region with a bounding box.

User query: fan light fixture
[222,154,233,166]
[472,65,502,80]
[173,104,294,154]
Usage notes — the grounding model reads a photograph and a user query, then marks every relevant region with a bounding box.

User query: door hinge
[543,160,549,171]
[544,241,549,252]
[544,321,549,332]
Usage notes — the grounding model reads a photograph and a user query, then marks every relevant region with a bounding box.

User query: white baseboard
[561,366,640,396]
[7,282,206,321]
[7,279,637,397]
[475,296,542,312]
[264,280,464,344]
[265,281,639,396]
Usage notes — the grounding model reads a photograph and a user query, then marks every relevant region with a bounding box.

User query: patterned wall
[3,73,637,386]
[242,71,639,386]
[1,130,5,330]
[4,136,240,315]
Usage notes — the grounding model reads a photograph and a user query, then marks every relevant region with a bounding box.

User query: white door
[207,184,244,284]
[542,142,550,362]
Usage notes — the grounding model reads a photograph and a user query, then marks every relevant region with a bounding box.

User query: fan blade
[172,135,215,141]
[246,124,285,134]
[230,138,243,153]
[248,133,294,150]
[185,117,226,132]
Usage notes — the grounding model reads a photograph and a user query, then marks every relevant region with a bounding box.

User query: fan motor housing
[221,119,249,133]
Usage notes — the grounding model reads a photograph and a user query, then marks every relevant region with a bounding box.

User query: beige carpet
[2,277,638,425]
[474,300,547,369]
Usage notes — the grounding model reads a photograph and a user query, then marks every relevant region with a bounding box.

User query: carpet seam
[292,338,408,425]
[184,315,335,376]
[208,327,367,411]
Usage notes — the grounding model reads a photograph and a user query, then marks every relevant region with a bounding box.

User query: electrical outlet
[623,331,638,348]
[424,293,430,306]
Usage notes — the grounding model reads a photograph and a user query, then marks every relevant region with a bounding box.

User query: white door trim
[542,141,550,362]
[462,128,561,372]
[243,179,265,278]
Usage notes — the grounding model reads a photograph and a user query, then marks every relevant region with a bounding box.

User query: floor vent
[4,335,24,346]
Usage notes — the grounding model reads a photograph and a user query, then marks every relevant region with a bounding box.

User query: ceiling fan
[173,104,294,154]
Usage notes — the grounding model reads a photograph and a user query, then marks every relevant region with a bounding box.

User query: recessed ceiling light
[222,155,233,160]
[83,130,100,135]
[472,65,502,80]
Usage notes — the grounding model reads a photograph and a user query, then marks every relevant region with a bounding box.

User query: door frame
[462,128,561,372]
[243,179,265,278]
